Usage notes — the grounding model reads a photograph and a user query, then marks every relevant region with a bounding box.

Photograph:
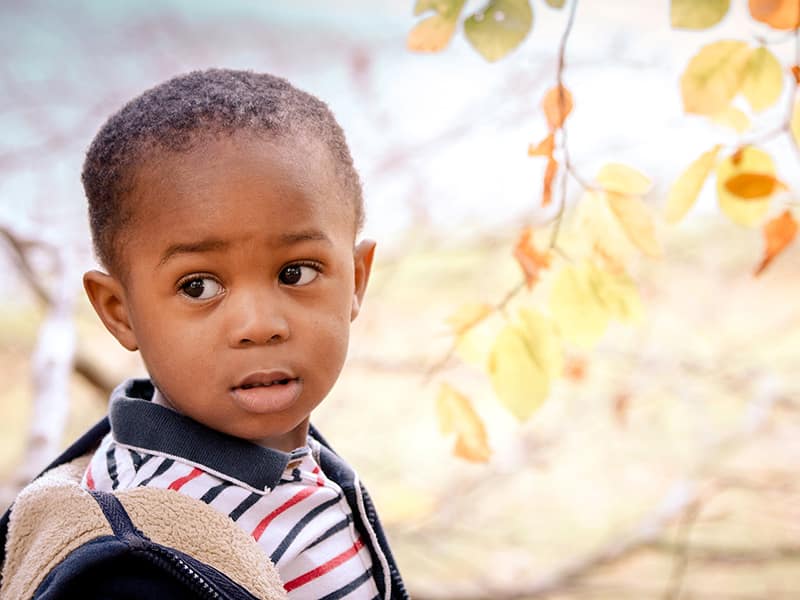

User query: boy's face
[84,132,374,452]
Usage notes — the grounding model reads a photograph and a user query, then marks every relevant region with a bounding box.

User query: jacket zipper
[143,544,222,599]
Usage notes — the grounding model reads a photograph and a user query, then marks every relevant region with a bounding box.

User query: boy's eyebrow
[159,239,230,266]
[158,230,332,266]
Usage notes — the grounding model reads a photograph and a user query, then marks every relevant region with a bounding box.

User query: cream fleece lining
[1,456,287,600]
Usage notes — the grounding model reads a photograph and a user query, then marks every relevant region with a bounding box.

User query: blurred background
[1,0,799,598]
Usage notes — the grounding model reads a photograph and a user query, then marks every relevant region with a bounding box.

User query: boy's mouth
[233,371,298,391]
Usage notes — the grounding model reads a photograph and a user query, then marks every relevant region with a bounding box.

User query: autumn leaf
[488,309,561,421]
[755,210,798,275]
[665,145,721,223]
[671,0,730,30]
[463,0,533,62]
[549,262,642,349]
[447,302,493,336]
[711,106,751,132]
[724,172,787,199]
[513,226,551,289]
[716,147,774,225]
[528,133,555,157]
[549,263,610,348]
[792,65,800,84]
[544,0,565,7]
[543,84,573,130]
[749,0,800,30]
[408,0,467,53]
[595,164,662,258]
[741,46,784,112]
[575,190,635,275]
[436,383,491,462]
[681,40,752,116]
[542,155,558,207]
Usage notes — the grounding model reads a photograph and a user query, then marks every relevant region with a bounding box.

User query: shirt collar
[108,378,293,493]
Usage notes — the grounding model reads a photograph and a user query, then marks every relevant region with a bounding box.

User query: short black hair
[82,68,364,273]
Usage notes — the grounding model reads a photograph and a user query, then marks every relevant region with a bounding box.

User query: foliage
[409,0,800,461]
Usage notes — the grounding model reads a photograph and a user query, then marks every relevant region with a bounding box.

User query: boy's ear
[350,239,376,322]
[83,270,139,351]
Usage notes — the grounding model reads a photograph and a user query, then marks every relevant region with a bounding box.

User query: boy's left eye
[279,264,319,286]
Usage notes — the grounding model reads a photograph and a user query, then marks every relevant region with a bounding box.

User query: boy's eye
[179,277,223,300]
[279,264,319,286]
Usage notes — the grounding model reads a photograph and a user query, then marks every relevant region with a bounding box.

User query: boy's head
[82,69,375,451]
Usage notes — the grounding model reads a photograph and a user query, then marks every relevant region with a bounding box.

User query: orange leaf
[436,383,491,463]
[513,227,551,289]
[543,156,558,207]
[723,172,787,199]
[749,0,800,29]
[542,84,574,130]
[528,133,555,157]
[755,210,798,275]
[792,65,800,84]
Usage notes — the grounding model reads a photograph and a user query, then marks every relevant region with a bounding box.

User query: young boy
[0,69,408,599]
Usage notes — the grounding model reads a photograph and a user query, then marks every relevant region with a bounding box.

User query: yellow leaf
[407,14,459,52]
[791,101,800,148]
[665,145,722,223]
[716,147,773,226]
[447,302,493,336]
[749,0,800,30]
[711,106,751,132]
[488,310,560,421]
[549,264,610,348]
[596,163,651,196]
[724,172,787,199]
[671,0,730,30]
[436,383,491,462]
[741,47,784,112]
[408,0,467,52]
[606,192,663,258]
[574,191,635,274]
[587,264,643,324]
[681,40,752,116]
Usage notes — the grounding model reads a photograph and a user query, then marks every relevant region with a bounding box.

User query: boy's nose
[227,290,290,347]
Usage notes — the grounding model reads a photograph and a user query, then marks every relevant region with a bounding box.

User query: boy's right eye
[179,277,223,300]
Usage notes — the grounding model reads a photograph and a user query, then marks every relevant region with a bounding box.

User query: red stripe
[168,467,203,491]
[85,464,95,490]
[252,487,315,541]
[283,539,365,592]
[312,466,324,487]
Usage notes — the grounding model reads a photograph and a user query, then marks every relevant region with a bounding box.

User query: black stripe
[200,481,232,504]
[229,492,261,521]
[317,569,373,600]
[128,449,152,472]
[106,445,120,490]
[302,515,353,553]
[270,496,341,564]
[137,458,175,487]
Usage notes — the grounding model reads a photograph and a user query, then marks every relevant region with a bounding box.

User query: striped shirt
[82,432,379,599]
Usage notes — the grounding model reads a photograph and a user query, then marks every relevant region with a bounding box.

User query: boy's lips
[230,370,302,414]
[233,370,297,390]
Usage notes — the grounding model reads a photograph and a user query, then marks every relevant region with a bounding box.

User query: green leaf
[671,0,730,30]
[464,0,533,62]
[544,0,566,8]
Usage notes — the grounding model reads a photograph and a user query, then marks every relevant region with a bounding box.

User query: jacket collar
[109,378,292,493]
